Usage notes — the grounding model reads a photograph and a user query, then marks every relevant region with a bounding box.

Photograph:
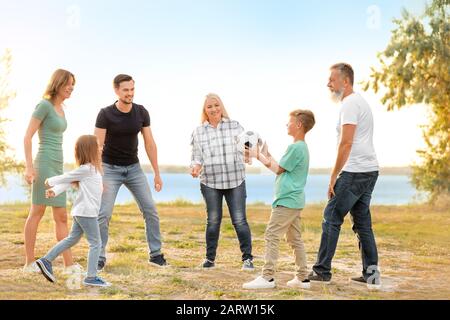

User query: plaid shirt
[191,118,246,189]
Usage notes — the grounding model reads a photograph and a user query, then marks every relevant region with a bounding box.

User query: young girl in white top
[35,135,111,287]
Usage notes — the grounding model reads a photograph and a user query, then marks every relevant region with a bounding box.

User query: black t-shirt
[95,102,151,166]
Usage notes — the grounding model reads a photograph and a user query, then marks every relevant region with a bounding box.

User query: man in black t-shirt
[94,74,167,269]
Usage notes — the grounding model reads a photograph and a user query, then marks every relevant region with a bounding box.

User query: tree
[364,0,450,203]
[0,49,23,186]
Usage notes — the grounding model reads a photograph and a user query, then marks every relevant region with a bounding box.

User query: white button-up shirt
[191,118,246,189]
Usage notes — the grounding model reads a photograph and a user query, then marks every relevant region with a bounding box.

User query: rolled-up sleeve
[190,130,203,167]
[50,183,72,197]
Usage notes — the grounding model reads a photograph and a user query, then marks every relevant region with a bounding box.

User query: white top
[47,164,103,218]
[337,92,379,172]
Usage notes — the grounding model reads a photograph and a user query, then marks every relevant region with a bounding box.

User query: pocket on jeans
[334,172,353,194]
[240,180,247,199]
[348,174,373,198]
[200,183,210,199]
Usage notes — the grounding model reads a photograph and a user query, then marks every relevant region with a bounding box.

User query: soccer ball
[236,131,263,153]
[236,131,263,151]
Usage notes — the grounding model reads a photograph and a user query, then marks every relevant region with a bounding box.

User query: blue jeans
[44,216,101,278]
[200,181,253,262]
[98,162,162,261]
[312,171,379,280]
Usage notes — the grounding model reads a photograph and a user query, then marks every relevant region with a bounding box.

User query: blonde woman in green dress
[23,69,80,273]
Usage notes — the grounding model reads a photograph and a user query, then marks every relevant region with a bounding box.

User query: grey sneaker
[308,271,331,284]
[350,276,367,284]
[36,258,56,283]
[202,259,215,269]
[149,254,167,267]
[242,259,254,271]
[350,276,382,290]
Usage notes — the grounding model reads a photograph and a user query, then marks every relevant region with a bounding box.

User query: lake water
[0,173,425,205]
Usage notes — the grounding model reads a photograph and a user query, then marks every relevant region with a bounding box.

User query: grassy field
[0,201,449,300]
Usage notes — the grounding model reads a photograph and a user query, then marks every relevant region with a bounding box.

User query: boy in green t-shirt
[243,109,315,290]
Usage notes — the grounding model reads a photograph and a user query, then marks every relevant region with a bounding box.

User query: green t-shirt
[272,141,309,209]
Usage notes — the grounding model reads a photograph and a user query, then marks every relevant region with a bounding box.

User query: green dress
[31,100,67,207]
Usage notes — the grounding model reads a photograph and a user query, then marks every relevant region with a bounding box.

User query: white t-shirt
[337,92,379,172]
[47,164,103,218]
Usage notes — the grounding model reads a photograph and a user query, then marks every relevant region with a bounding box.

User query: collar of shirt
[202,117,230,129]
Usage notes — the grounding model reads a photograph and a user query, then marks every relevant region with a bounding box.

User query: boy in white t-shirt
[308,63,381,289]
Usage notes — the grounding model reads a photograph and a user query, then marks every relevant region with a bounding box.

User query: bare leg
[23,204,46,266]
[52,206,74,267]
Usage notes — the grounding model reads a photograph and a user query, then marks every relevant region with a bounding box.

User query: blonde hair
[201,93,230,124]
[290,109,316,133]
[43,69,75,102]
[75,135,102,174]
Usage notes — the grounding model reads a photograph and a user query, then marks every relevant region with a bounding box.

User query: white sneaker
[287,276,311,289]
[63,263,85,275]
[243,276,276,289]
[22,261,40,273]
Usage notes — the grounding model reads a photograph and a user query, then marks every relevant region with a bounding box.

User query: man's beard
[120,97,133,105]
[330,89,344,103]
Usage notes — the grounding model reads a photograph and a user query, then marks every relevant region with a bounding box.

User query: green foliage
[0,49,24,186]
[364,0,450,202]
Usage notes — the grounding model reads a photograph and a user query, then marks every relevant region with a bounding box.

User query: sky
[0,0,430,168]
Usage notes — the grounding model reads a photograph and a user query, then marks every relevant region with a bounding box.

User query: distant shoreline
[63,164,412,175]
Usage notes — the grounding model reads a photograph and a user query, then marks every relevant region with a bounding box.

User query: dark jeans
[200,181,253,262]
[313,171,379,280]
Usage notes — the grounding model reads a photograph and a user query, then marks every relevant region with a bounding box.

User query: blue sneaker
[83,276,111,287]
[35,258,56,283]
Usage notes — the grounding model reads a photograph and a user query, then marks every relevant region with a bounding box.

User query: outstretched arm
[247,144,286,175]
[46,183,72,198]
[257,153,286,175]
[46,165,92,187]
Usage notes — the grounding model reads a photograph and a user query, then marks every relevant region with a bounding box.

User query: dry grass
[0,202,449,300]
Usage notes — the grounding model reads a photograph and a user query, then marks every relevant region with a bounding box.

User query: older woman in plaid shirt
[190,93,254,271]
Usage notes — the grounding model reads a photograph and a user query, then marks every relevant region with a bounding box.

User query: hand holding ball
[237,131,263,165]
